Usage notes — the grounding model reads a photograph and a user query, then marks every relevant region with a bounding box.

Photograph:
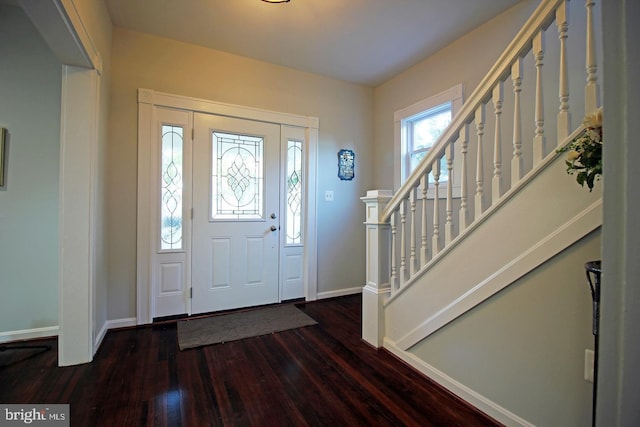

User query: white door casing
[137,89,319,323]
[192,114,280,313]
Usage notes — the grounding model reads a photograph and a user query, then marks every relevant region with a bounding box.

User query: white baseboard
[384,339,534,427]
[316,286,362,300]
[94,318,137,354]
[1,319,136,354]
[0,326,59,343]
[106,317,137,330]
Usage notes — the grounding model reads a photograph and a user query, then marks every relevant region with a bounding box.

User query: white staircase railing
[362,0,600,347]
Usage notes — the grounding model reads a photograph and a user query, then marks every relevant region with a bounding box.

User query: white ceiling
[105,0,523,87]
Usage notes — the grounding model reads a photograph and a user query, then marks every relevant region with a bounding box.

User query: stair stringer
[384,151,602,351]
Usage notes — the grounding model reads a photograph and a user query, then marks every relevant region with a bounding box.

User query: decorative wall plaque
[337,149,354,181]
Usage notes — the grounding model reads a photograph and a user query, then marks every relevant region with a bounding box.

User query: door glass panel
[211,131,264,220]
[286,140,303,245]
[160,125,183,251]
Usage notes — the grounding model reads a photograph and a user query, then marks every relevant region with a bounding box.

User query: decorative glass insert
[160,125,183,250]
[212,131,264,219]
[286,140,303,245]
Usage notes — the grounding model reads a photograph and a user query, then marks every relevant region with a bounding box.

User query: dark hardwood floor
[0,295,501,426]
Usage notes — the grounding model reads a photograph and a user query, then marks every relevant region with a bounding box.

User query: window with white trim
[394,84,463,193]
[405,102,452,180]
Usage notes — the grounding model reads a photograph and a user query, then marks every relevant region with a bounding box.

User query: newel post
[360,190,393,348]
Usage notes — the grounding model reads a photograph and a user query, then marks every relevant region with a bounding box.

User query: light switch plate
[585,349,594,382]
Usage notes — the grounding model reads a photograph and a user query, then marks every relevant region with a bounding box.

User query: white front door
[192,113,281,313]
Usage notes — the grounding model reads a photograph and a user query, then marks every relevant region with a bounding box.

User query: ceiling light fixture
[261,0,290,3]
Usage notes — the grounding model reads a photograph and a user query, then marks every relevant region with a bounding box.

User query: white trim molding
[384,339,535,427]
[0,326,59,344]
[94,318,137,352]
[138,89,319,129]
[316,286,363,300]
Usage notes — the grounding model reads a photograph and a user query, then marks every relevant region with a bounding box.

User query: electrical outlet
[585,349,595,382]
[324,190,334,201]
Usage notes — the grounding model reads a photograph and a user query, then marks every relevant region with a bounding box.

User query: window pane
[286,140,303,245]
[406,103,452,181]
[212,131,264,220]
[412,108,452,151]
[410,151,427,171]
[160,125,183,250]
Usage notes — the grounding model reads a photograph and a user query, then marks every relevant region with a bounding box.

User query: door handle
[270,225,278,232]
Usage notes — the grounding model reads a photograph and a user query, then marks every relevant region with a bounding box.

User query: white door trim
[136,89,319,324]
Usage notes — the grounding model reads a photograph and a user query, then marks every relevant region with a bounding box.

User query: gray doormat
[177,304,317,350]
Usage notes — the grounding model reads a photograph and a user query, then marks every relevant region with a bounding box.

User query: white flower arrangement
[557,108,603,191]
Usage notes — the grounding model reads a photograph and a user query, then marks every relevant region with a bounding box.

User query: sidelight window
[160,125,184,250]
[285,140,303,245]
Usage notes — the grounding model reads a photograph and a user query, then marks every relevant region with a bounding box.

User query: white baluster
[399,199,407,287]
[492,82,504,202]
[533,30,546,164]
[409,186,417,277]
[556,1,571,141]
[459,125,469,231]
[420,174,428,266]
[390,211,397,292]
[585,0,599,113]
[445,142,454,245]
[475,105,486,219]
[432,158,441,256]
[511,58,523,183]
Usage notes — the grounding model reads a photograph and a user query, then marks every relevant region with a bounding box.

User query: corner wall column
[58,65,99,366]
[361,190,393,348]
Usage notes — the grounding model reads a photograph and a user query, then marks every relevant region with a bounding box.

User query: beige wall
[373,0,539,190]
[108,28,374,319]
[411,230,600,426]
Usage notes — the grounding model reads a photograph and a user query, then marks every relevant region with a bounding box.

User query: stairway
[362,1,602,425]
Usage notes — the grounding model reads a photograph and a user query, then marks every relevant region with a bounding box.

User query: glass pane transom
[212,131,264,220]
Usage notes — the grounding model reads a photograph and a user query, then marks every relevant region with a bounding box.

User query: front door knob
[270,225,278,232]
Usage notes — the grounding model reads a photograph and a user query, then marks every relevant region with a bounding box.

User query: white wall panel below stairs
[384,152,602,350]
